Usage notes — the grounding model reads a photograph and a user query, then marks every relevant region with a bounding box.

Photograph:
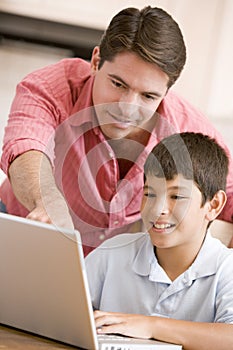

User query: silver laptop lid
[0,212,98,349]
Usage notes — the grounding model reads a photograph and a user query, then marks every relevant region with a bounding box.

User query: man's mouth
[108,112,138,125]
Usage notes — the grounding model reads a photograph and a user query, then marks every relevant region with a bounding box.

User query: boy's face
[91,47,168,140]
[141,174,211,251]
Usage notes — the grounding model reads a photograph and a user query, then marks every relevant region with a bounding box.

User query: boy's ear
[205,190,227,221]
[91,46,101,75]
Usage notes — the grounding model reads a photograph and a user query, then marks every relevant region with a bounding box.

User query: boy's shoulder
[97,232,147,250]
[85,232,152,269]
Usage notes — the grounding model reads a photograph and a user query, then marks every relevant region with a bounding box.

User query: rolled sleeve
[1,74,64,173]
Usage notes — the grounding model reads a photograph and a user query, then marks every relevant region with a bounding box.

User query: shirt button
[99,234,105,241]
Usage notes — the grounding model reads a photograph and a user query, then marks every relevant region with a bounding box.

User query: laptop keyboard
[98,334,132,350]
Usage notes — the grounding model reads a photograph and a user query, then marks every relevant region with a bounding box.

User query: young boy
[85,132,233,350]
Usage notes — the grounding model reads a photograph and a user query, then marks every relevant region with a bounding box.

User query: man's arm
[8,150,74,229]
[210,219,233,248]
[94,311,233,350]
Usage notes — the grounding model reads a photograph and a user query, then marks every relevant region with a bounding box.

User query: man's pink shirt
[1,58,233,254]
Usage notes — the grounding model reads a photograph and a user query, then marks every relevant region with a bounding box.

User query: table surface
[0,324,81,349]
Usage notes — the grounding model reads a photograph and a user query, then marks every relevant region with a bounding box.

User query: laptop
[0,212,182,349]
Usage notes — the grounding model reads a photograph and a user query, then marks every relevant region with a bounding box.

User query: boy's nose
[154,199,170,217]
[160,206,170,215]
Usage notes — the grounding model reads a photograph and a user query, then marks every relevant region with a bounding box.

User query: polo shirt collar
[189,231,222,278]
[132,231,222,283]
[132,234,155,276]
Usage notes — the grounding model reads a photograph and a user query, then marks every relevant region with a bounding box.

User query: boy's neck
[154,234,207,281]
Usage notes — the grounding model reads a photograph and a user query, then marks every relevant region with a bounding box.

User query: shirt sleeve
[1,59,75,174]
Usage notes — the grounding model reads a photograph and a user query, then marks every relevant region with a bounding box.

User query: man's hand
[26,196,74,230]
[9,150,74,230]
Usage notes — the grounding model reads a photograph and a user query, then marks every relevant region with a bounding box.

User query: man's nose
[118,93,139,118]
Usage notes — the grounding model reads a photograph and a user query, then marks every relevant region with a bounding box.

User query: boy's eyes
[143,192,156,198]
[171,195,185,200]
[143,192,187,200]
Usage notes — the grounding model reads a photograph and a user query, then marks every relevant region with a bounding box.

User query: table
[0,324,81,349]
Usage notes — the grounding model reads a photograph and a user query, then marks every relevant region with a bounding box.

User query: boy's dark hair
[144,132,229,205]
[98,6,186,88]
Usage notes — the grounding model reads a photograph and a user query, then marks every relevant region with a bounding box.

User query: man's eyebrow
[108,74,163,98]
[108,74,128,86]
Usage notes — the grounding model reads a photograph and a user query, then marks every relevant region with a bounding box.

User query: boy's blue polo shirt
[85,232,233,323]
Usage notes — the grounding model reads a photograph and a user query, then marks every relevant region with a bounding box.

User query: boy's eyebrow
[143,184,191,192]
[143,185,152,190]
[108,74,163,98]
[143,185,156,192]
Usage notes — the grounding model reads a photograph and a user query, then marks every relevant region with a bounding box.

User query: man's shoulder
[20,57,92,106]
[30,57,89,77]
[157,89,216,133]
[159,89,204,116]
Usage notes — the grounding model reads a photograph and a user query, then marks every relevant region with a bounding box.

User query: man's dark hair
[98,6,186,88]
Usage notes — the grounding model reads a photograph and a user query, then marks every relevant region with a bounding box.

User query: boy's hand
[94,310,154,339]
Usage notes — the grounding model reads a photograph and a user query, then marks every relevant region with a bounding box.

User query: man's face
[91,48,169,140]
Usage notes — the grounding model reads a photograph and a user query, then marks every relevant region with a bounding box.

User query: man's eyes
[111,79,124,88]
[143,93,156,101]
[110,80,156,101]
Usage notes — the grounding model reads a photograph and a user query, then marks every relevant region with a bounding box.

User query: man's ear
[205,190,227,221]
[90,46,101,75]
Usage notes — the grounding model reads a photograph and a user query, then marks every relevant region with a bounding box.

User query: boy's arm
[8,150,74,229]
[94,310,233,350]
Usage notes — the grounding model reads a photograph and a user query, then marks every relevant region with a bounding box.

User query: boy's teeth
[154,223,172,229]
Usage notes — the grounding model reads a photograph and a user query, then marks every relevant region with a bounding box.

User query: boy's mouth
[150,221,176,233]
[153,223,174,229]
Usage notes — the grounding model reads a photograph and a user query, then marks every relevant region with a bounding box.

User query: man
[1,6,233,255]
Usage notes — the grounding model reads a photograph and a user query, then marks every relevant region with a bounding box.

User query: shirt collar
[132,234,155,276]
[132,231,224,282]
[190,231,224,278]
